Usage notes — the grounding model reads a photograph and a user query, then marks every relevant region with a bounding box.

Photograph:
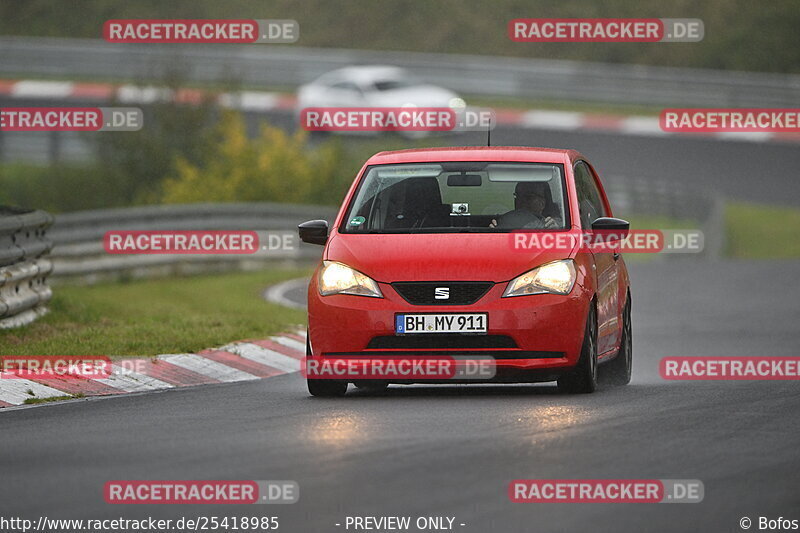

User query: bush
[159,112,354,205]
[0,163,123,212]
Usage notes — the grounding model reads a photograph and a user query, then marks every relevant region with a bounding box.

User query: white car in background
[296,65,464,134]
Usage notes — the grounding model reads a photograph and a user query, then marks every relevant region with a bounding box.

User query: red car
[299,147,632,396]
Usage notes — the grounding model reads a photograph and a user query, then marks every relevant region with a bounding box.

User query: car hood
[325,233,576,283]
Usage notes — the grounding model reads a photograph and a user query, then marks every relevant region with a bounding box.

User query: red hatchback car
[299,147,632,396]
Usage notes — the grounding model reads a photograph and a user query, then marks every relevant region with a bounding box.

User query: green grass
[24,394,84,405]
[0,268,310,356]
[726,202,800,259]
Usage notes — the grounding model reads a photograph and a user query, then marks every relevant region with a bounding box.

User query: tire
[305,331,348,397]
[353,380,389,391]
[604,297,632,386]
[557,304,598,394]
[307,378,348,397]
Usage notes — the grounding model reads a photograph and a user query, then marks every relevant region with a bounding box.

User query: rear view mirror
[298,220,329,245]
[447,174,482,186]
[590,217,630,241]
[591,217,630,232]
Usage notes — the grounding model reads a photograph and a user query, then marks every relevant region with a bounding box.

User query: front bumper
[307,274,591,378]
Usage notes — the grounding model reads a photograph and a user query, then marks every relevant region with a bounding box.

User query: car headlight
[502,259,576,297]
[318,261,383,298]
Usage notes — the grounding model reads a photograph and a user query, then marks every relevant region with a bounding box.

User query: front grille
[322,335,565,358]
[368,334,516,350]
[392,281,493,305]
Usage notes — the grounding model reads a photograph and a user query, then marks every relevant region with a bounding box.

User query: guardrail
[603,175,725,258]
[48,203,338,283]
[0,207,54,328]
[1,37,798,108]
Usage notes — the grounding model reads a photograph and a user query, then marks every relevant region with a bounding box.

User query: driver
[490,181,561,229]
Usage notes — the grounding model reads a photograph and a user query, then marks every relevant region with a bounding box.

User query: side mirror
[298,219,329,245]
[591,217,630,232]
[590,217,630,241]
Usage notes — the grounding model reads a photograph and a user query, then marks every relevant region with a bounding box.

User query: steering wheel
[497,209,545,229]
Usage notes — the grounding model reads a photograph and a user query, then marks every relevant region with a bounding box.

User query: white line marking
[270,335,306,353]
[12,81,74,99]
[521,110,583,130]
[621,116,669,135]
[716,131,772,142]
[116,85,171,104]
[0,378,69,405]
[160,353,259,382]
[96,365,173,392]
[219,91,279,111]
[263,278,309,310]
[220,343,301,373]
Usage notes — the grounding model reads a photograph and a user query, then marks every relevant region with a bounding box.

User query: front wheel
[557,304,598,394]
[307,378,348,397]
[305,331,348,397]
[604,297,632,386]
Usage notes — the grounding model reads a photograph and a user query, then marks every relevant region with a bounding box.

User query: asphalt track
[1,258,799,532]
[2,104,799,532]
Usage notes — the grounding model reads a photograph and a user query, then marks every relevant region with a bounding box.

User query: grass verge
[726,202,800,259]
[24,394,84,405]
[0,268,310,356]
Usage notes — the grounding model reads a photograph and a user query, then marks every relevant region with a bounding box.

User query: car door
[325,80,365,107]
[574,161,620,355]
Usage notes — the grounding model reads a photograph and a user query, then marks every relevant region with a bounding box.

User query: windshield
[340,162,568,233]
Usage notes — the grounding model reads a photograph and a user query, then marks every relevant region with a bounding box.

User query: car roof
[316,65,408,84]
[365,146,583,165]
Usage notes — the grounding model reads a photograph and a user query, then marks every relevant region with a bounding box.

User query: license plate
[395,313,487,334]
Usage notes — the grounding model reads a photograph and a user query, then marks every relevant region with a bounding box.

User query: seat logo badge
[434,287,450,300]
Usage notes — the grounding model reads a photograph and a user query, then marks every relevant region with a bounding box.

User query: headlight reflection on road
[513,405,590,445]
[307,413,367,448]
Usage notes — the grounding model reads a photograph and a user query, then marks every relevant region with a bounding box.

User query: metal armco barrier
[48,202,338,283]
[0,207,54,328]
[0,37,798,108]
[603,175,725,258]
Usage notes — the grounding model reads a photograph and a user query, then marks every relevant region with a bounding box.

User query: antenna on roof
[487,126,491,147]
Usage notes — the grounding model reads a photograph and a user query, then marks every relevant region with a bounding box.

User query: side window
[330,81,362,94]
[574,161,607,228]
